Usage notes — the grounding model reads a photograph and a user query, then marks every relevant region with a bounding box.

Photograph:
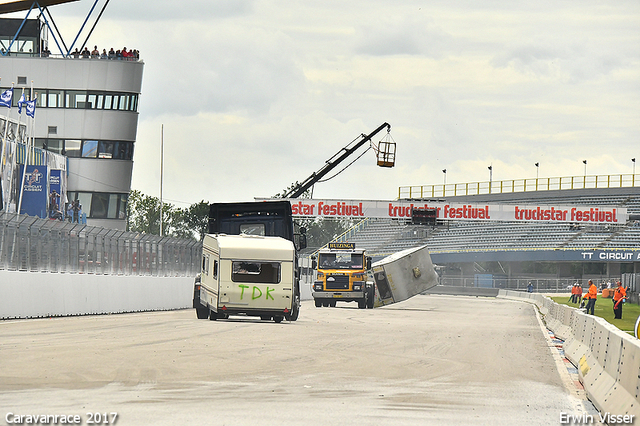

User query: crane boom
[283,122,391,199]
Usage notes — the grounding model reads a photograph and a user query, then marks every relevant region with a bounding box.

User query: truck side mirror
[366,256,372,270]
[312,259,317,269]
[298,234,307,250]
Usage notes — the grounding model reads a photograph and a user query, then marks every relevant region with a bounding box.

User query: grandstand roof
[0,0,78,15]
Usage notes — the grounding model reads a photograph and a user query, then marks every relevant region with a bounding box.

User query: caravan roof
[203,234,295,262]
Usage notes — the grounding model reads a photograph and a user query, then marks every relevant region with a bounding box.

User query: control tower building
[0,0,143,230]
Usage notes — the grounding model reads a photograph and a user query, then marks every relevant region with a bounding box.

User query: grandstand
[335,177,640,293]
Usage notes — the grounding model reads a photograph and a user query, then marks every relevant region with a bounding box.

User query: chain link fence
[0,212,201,276]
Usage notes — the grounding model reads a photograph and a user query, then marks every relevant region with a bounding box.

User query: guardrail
[399,173,640,199]
[499,290,640,418]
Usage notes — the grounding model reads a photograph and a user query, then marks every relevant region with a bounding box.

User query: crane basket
[375,132,396,168]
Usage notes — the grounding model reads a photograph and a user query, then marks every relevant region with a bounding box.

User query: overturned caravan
[370,244,438,306]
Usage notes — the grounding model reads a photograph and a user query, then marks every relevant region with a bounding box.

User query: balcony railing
[399,174,639,199]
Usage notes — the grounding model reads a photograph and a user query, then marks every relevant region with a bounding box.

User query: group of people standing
[70,45,140,60]
[570,280,628,319]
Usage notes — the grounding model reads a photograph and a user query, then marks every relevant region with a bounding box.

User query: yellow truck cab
[194,234,297,323]
[312,242,374,309]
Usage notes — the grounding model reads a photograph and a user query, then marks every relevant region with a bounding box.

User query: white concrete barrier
[498,289,640,418]
[0,270,194,319]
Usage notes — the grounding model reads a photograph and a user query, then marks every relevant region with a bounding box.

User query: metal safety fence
[399,173,640,199]
[0,212,201,276]
[440,274,638,299]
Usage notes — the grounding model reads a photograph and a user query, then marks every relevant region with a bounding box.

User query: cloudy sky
[15,0,640,206]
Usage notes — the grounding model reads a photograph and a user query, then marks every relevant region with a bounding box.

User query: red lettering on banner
[389,204,443,219]
[317,201,363,217]
[290,199,621,223]
[292,201,315,216]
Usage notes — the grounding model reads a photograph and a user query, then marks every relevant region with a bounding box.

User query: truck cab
[312,242,374,309]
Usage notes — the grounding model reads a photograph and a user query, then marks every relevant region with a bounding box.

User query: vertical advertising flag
[0,87,13,108]
[17,92,26,114]
[25,99,36,117]
[19,164,48,218]
[49,169,63,218]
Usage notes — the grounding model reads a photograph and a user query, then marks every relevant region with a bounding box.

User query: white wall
[0,270,193,319]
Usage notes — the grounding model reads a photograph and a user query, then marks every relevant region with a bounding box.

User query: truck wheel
[358,298,366,309]
[196,306,209,319]
[260,315,271,321]
[273,316,284,323]
[209,310,217,321]
[287,296,300,321]
[329,301,336,307]
[315,299,322,308]
[366,287,375,309]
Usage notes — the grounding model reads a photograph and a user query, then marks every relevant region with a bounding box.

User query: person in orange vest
[569,284,577,303]
[612,281,627,319]
[584,280,598,315]
[576,284,583,304]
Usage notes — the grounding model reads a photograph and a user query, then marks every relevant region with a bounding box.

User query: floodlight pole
[160,124,164,236]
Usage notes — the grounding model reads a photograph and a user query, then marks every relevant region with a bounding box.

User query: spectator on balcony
[91,45,99,58]
[108,48,115,59]
[81,47,91,58]
[100,49,107,59]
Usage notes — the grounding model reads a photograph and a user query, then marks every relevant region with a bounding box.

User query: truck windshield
[239,223,266,236]
[318,252,363,270]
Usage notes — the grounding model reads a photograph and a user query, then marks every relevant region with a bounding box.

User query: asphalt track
[0,294,600,426]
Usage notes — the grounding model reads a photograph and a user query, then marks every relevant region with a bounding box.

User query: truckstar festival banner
[263,199,629,224]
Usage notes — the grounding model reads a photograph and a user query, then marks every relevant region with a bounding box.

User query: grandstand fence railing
[0,212,201,276]
[399,173,639,199]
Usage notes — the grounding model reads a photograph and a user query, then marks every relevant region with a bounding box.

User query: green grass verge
[551,296,639,334]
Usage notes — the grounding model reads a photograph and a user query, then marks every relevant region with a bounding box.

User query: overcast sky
[14,1,640,206]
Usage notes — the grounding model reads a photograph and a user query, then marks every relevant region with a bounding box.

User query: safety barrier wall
[499,290,640,418]
[0,270,194,319]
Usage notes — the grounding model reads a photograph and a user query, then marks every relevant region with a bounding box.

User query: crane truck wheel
[315,299,322,308]
[286,296,300,321]
[196,306,209,319]
[366,287,375,309]
[357,298,366,309]
[273,316,284,323]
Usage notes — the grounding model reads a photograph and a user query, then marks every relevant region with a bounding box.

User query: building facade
[1,17,144,230]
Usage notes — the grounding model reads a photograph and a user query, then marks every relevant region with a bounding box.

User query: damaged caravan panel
[371,244,438,306]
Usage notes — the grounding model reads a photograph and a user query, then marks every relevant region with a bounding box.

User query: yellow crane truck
[312,242,374,309]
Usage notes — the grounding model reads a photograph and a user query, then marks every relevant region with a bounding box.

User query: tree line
[126,188,355,249]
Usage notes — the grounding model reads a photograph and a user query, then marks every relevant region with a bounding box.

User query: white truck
[194,234,298,323]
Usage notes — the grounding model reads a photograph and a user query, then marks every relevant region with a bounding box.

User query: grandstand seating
[343,191,640,256]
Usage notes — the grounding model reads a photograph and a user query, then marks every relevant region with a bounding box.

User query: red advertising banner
[258,199,628,224]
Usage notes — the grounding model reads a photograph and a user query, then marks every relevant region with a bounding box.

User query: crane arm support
[284,122,391,198]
